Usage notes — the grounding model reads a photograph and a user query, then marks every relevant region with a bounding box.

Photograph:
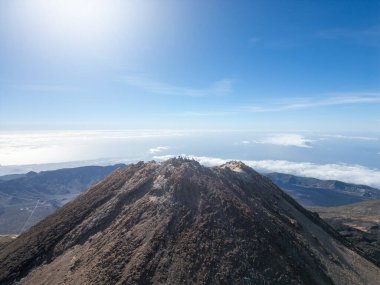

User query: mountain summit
[0,158,379,284]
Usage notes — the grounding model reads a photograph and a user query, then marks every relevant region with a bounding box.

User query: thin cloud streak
[178,93,380,117]
[241,94,380,113]
[123,76,233,97]
[321,134,379,141]
[177,111,234,117]
[317,25,380,47]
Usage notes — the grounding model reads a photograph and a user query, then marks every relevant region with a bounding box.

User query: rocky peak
[0,159,379,285]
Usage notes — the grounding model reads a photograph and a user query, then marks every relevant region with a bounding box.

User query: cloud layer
[1,131,379,188]
[248,134,314,148]
[153,154,380,188]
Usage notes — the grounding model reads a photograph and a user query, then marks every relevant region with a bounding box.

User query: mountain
[0,174,28,181]
[312,200,380,267]
[0,164,125,234]
[2,164,378,235]
[0,158,378,285]
[0,235,16,251]
[266,172,380,207]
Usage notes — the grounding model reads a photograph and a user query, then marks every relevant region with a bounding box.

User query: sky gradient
[0,1,379,186]
[0,0,379,131]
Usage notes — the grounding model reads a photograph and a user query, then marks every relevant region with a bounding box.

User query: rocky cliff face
[0,158,379,285]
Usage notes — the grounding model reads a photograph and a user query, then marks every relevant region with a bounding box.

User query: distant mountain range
[0,164,125,234]
[1,159,378,284]
[266,172,380,207]
[0,173,28,181]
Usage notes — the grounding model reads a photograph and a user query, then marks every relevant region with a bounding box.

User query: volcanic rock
[0,158,379,285]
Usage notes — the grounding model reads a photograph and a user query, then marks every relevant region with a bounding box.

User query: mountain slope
[0,158,379,285]
[266,172,380,207]
[0,164,125,234]
[313,200,380,267]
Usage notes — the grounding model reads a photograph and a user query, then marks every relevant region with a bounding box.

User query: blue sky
[0,1,379,185]
[0,0,379,131]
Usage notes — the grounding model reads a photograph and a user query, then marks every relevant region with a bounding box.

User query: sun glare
[5,0,176,63]
[41,0,114,36]
[11,0,125,54]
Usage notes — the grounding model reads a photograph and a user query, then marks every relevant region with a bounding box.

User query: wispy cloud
[317,25,380,47]
[2,82,69,93]
[178,93,380,117]
[148,146,170,154]
[321,134,379,141]
[153,154,380,188]
[247,134,314,148]
[177,111,234,117]
[123,76,233,97]
[19,84,67,92]
[241,93,380,113]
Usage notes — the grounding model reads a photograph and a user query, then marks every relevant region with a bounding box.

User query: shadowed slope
[0,164,125,234]
[313,200,380,267]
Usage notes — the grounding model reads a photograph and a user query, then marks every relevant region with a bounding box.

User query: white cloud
[321,134,379,141]
[245,160,380,188]
[317,25,380,47]
[250,134,314,148]
[0,158,133,176]
[153,154,380,188]
[241,93,380,113]
[123,76,233,97]
[1,130,378,187]
[0,130,205,166]
[148,146,170,154]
